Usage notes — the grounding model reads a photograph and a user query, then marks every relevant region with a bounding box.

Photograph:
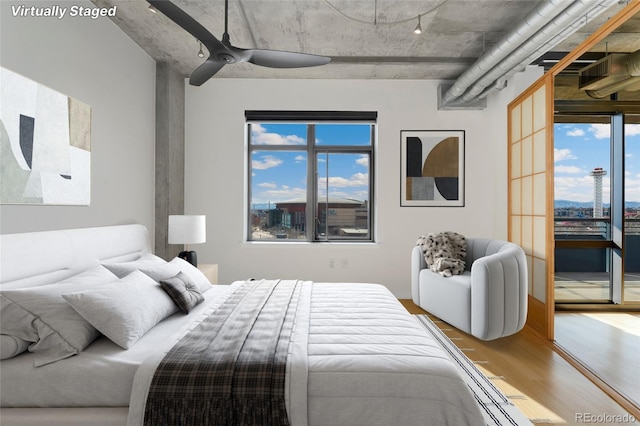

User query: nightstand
[197,264,218,285]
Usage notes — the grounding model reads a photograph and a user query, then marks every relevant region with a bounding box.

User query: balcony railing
[554,217,640,239]
[554,217,640,276]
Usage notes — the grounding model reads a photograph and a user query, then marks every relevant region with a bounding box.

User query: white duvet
[2,282,484,426]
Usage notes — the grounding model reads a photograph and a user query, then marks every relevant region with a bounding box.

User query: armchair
[411,238,528,340]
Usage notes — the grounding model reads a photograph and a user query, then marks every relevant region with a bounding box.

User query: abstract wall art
[0,67,91,205]
[401,130,465,207]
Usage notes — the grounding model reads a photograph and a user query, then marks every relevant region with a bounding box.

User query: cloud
[257,182,276,189]
[567,128,585,137]
[356,155,369,169]
[626,124,640,136]
[258,186,306,201]
[252,155,283,170]
[588,124,610,139]
[294,155,306,162]
[251,123,305,145]
[625,174,640,202]
[555,165,583,174]
[328,172,369,188]
[554,148,577,162]
[554,175,611,203]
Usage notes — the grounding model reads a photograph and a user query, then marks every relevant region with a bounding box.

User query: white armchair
[411,238,528,340]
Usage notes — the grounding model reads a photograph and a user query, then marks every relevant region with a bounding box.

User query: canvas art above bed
[0,67,91,205]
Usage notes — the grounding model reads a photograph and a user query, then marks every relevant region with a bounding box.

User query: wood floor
[399,299,638,426]
[555,312,640,409]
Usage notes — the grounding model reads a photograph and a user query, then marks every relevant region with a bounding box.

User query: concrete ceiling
[91,0,629,81]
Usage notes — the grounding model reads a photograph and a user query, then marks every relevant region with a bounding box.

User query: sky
[250,123,371,207]
[554,123,640,203]
[250,121,640,207]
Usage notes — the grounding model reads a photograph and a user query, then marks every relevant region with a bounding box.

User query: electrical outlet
[341,258,348,268]
[329,258,336,268]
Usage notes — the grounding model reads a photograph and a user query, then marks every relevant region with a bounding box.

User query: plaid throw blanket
[144,279,302,426]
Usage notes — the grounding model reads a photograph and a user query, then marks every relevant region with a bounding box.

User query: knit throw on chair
[416,232,466,277]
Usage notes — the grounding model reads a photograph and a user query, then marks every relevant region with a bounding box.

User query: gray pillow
[102,253,167,278]
[141,257,211,293]
[0,334,30,360]
[63,270,178,349]
[160,272,204,314]
[0,265,118,366]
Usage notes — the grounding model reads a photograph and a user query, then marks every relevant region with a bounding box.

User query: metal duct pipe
[586,49,640,98]
[628,49,640,77]
[441,0,570,105]
[465,0,619,103]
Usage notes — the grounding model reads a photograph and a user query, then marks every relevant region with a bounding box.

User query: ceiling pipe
[441,0,620,108]
[585,49,640,98]
[462,0,619,103]
[440,0,572,106]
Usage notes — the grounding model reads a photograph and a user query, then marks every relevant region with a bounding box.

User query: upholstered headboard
[0,224,151,290]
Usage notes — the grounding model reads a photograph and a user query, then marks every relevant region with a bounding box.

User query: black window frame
[246,111,376,243]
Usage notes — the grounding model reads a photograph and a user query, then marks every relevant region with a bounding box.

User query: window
[246,111,376,242]
[554,115,640,305]
[554,119,612,302]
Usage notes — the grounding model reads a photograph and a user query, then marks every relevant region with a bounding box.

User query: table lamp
[168,215,206,266]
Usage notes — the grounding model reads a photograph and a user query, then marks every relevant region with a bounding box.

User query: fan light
[197,42,205,58]
[413,15,422,35]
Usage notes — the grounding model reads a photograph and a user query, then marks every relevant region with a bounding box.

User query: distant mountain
[555,200,640,208]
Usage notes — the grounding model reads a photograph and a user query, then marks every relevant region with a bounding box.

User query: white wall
[0,1,156,235]
[185,78,532,297]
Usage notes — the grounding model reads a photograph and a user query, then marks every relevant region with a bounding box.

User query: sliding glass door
[554,114,640,306]
[554,117,613,302]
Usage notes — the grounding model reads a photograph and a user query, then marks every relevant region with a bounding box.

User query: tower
[590,167,607,218]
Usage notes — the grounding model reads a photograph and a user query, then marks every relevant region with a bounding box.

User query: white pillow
[0,265,118,366]
[102,253,166,278]
[63,270,178,349]
[0,334,30,360]
[141,257,211,293]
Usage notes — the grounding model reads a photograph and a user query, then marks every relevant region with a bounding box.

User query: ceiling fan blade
[147,0,225,53]
[189,60,226,86]
[247,49,331,69]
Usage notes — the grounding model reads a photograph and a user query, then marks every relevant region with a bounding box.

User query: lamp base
[178,250,198,267]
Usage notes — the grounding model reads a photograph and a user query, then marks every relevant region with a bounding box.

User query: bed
[0,224,484,426]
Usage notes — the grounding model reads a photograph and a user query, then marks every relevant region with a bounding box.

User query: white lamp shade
[168,215,206,245]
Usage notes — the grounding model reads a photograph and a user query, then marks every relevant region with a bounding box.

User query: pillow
[0,334,30,360]
[0,265,118,366]
[102,253,166,278]
[160,272,204,314]
[140,257,211,293]
[63,270,178,349]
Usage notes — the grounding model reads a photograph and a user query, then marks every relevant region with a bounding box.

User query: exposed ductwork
[439,0,620,109]
[579,49,640,98]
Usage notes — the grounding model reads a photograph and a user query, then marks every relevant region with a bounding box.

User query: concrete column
[154,62,185,260]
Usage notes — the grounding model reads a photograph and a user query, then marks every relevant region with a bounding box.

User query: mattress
[126,281,483,426]
[2,281,483,426]
[304,283,482,425]
[0,285,235,407]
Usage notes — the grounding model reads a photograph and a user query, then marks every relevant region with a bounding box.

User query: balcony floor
[555,272,640,302]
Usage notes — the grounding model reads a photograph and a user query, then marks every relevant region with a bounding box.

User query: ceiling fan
[147,0,331,85]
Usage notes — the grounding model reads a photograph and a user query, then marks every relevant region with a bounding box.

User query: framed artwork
[0,67,91,205]
[401,130,464,207]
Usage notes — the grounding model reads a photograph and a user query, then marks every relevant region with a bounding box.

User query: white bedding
[304,283,483,426]
[126,281,483,426]
[0,285,234,407]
